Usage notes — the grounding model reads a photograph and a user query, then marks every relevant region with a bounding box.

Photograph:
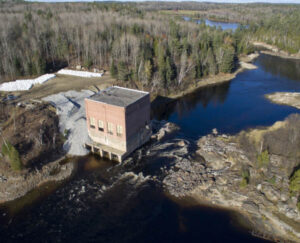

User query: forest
[0,1,299,93]
[0,2,252,94]
[153,2,300,54]
[247,10,300,54]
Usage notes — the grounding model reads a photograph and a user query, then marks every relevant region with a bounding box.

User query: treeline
[139,2,300,24]
[0,2,252,93]
[140,2,300,54]
[247,10,300,54]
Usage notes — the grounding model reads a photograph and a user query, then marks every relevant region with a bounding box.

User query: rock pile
[163,130,300,242]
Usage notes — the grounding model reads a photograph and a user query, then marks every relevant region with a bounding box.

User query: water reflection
[153,82,230,121]
[258,54,300,82]
[154,53,300,139]
[0,149,269,243]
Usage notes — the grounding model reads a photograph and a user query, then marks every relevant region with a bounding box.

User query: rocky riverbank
[0,157,74,203]
[266,92,300,110]
[162,115,300,242]
[0,101,75,203]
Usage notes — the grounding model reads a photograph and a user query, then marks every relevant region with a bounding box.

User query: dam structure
[84,86,151,162]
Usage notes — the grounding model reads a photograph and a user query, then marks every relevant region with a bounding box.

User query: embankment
[163,114,300,242]
[253,42,300,60]
[0,157,74,203]
[0,101,75,203]
[168,53,259,99]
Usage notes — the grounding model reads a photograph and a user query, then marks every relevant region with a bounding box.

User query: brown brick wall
[125,94,150,140]
[85,99,127,151]
[85,93,150,153]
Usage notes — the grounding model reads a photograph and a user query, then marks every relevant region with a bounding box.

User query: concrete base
[86,126,152,163]
[85,142,126,162]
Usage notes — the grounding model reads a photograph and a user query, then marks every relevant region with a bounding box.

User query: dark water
[0,156,268,243]
[183,17,241,31]
[1,53,299,243]
[155,54,300,139]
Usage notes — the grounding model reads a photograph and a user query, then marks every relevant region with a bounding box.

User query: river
[154,54,300,139]
[0,54,300,242]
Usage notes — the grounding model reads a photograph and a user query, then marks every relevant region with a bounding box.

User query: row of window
[90,117,123,136]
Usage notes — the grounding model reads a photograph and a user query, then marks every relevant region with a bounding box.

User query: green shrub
[1,142,23,171]
[268,176,276,185]
[240,169,250,188]
[240,177,248,188]
[289,169,300,196]
[257,150,269,168]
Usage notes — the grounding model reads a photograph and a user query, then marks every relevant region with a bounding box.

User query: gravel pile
[43,90,95,155]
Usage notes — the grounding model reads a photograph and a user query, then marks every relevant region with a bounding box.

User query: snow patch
[0,74,56,92]
[57,69,103,78]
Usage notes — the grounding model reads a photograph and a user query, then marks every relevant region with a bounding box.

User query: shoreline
[0,156,75,204]
[252,41,300,60]
[266,92,300,110]
[261,50,300,60]
[165,189,293,243]
[183,193,296,243]
[167,53,259,100]
[162,118,300,242]
[149,52,259,113]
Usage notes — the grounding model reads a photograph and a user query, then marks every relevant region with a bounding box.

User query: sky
[27,0,300,3]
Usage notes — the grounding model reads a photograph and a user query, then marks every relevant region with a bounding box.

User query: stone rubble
[162,133,300,242]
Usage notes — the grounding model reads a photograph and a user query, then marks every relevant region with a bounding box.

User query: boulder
[261,184,281,203]
[242,201,260,215]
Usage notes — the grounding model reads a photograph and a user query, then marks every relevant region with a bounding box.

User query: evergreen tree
[144,60,152,83]
[158,51,166,84]
[219,45,235,73]
[110,60,118,78]
[206,48,218,75]
[165,56,176,86]
[117,61,129,81]
[2,142,22,172]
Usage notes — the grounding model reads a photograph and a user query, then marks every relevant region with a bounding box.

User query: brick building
[84,86,151,162]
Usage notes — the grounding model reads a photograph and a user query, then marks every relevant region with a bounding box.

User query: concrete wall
[85,99,126,151]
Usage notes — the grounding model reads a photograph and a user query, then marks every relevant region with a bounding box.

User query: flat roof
[88,86,148,107]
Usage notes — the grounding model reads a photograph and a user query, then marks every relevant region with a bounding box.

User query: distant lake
[183,16,241,31]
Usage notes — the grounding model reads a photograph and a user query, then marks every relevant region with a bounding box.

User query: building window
[98,120,104,132]
[107,122,114,135]
[90,117,95,129]
[117,125,123,137]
